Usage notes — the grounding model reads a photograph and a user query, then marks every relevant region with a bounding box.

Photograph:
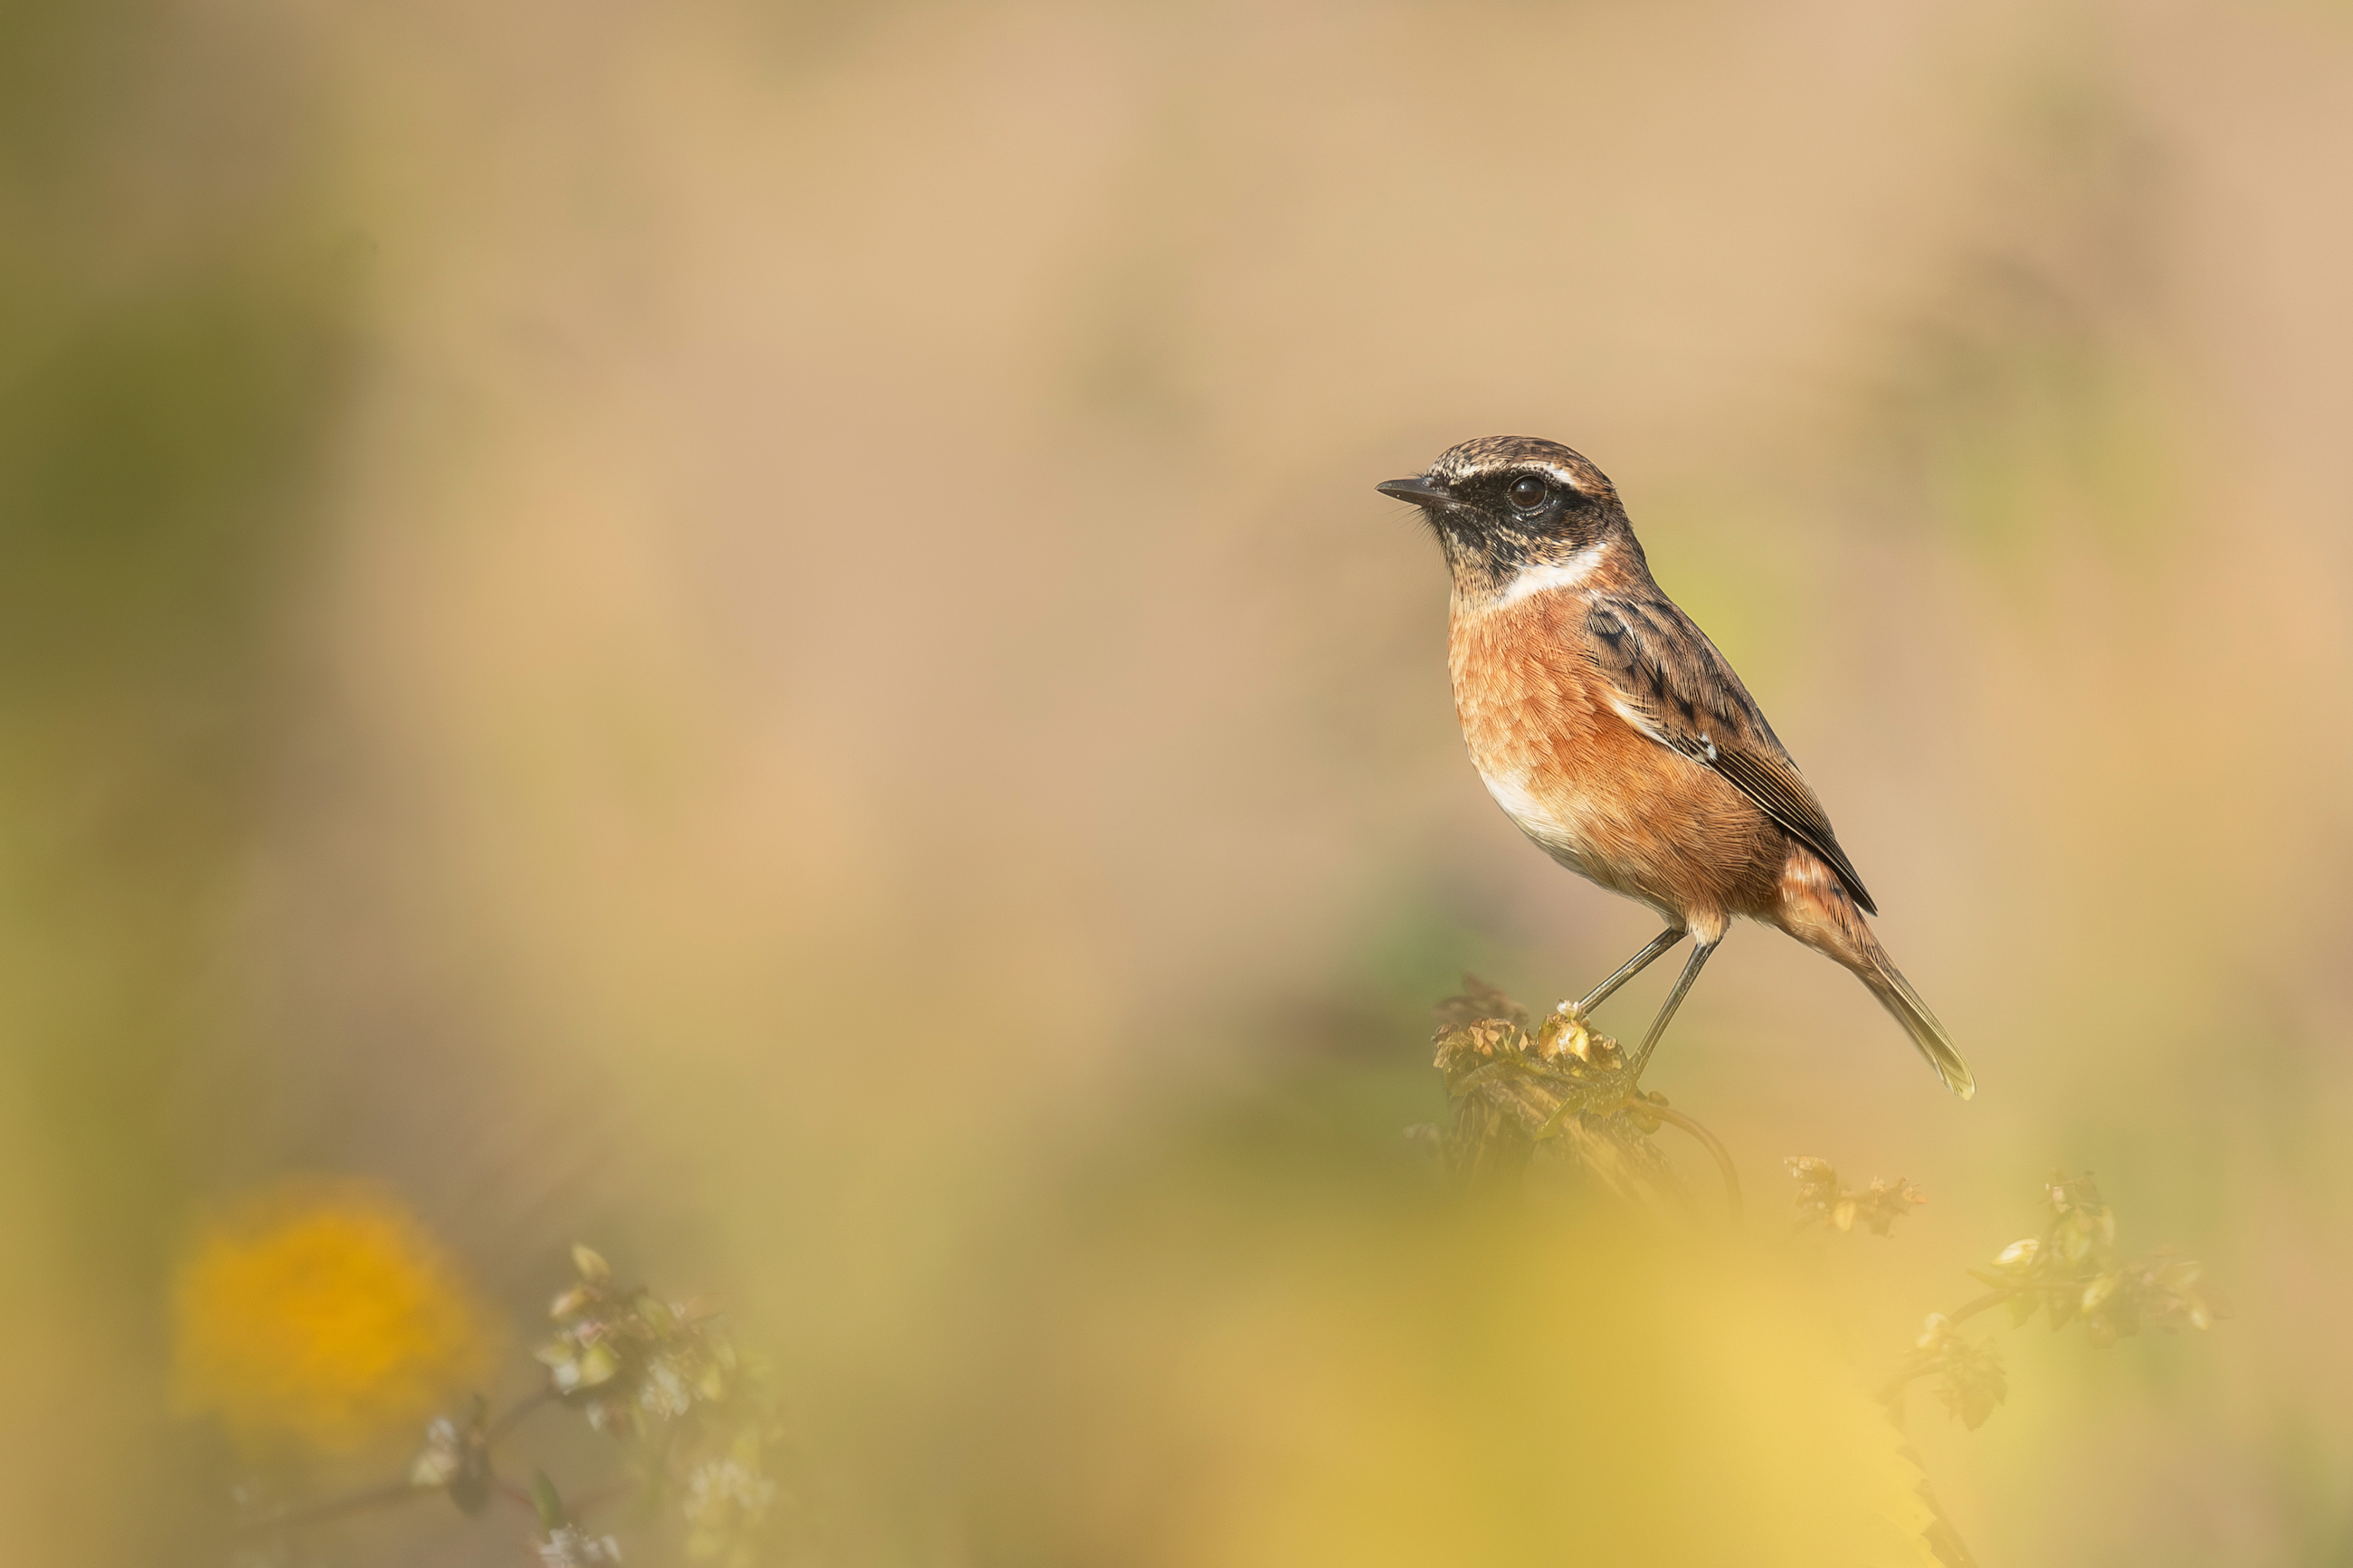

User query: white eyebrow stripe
[1489,545,1605,610]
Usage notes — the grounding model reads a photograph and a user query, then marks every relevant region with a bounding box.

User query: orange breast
[1447,593,1783,925]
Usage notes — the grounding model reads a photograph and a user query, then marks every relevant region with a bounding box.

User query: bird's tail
[1777,857,1976,1098]
[1853,939,1975,1100]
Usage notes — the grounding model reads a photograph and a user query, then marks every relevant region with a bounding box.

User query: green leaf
[530,1471,567,1530]
[575,1343,621,1388]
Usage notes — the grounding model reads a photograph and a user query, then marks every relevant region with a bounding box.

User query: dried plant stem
[233,1383,556,1539]
[488,1384,557,1441]
[1941,1289,2007,1327]
[1622,1098,1742,1226]
[231,1478,429,1538]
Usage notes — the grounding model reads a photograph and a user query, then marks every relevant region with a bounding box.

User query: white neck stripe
[1483,546,1604,611]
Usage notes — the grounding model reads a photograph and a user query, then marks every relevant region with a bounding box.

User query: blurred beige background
[4,0,2351,1563]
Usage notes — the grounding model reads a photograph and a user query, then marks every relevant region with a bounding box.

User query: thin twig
[488,1383,557,1443]
[1626,1099,1743,1226]
[1942,1288,2008,1327]
[494,1474,638,1522]
[232,1478,425,1538]
[233,1380,557,1540]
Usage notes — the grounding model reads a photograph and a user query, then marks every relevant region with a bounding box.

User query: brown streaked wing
[1580,594,1880,915]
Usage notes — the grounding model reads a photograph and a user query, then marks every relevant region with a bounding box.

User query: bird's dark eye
[1508,475,1548,509]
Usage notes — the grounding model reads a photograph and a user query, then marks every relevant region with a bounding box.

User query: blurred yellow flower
[172,1182,491,1453]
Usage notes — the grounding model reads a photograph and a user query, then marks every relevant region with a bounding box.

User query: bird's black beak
[1376,475,1453,508]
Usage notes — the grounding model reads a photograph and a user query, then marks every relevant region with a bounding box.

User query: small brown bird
[1380,435,1972,1098]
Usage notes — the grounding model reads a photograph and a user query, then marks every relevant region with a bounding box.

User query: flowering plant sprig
[1785,1156,1926,1238]
[237,1243,807,1567]
[536,1244,739,1437]
[1865,1170,2228,1430]
[1967,1173,2223,1343]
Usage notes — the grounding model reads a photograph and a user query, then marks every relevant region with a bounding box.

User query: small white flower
[641,1360,692,1421]
[538,1525,623,1565]
[686,1459,776,1521]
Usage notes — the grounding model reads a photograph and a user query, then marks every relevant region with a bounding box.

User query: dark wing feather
[1584,595,1879,915]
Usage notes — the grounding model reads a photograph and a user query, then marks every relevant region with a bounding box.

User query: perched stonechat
[1379,435,1973,1098]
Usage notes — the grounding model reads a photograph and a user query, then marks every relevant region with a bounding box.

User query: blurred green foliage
[0,3,356,1559]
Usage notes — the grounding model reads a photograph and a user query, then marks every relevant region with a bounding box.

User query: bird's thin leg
[1629,936,1720,1080]
[1573,927,1687,1016]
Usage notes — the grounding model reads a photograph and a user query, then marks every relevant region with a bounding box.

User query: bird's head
[1377,435,1638,604]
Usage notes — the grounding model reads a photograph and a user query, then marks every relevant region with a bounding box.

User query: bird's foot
[1530,1004,1622,1075]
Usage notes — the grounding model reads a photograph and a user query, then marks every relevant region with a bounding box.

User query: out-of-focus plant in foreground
[203,983,2226,1567]
[229,1231,808,1566]
[1786,1156,1926,1238]
[1874,1169,2229,1431]
[1434,976,2228,1566]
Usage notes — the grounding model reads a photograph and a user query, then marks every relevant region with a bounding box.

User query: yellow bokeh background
[3,0,2351,1563]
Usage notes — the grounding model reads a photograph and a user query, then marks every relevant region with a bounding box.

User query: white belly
[1475,763,1683,925]
[1478,766,1602,879]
